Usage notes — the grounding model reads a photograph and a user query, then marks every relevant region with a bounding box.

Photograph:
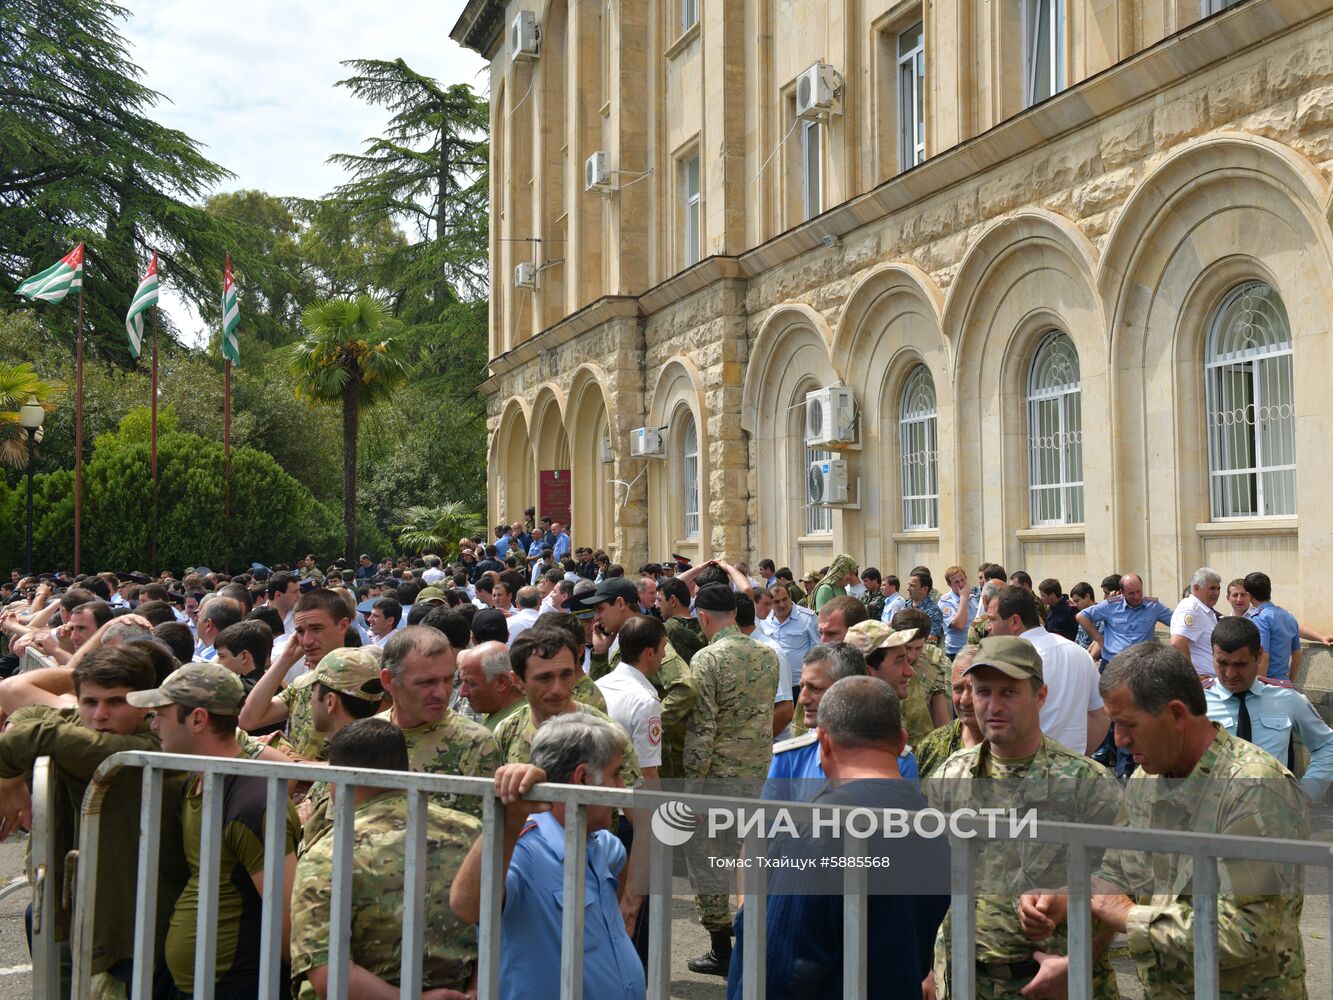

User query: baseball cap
[416,587,448,605]
[966,635,1044,682]
[313,648,384,702]
[127,662,245,714]
[844,621,913,655]
[572,578,639,610]
[694,584,737,613]
[472,608,509,644]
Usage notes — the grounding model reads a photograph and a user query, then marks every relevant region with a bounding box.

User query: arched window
[1026,331,1084,525]
[899,365,938,530]
[1205,281,1295,519]
[681,413,700,539]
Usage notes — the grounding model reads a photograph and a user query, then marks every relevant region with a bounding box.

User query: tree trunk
[343,377,358,566]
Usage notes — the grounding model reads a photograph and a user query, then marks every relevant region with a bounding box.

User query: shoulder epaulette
[1201,675,1216,689]
[1258,676,1294,689]
[518,820,540,838]
[774,730,819,753]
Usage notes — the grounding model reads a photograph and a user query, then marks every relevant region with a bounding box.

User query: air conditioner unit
[808,458,851,506]
[584,151,612,191]
[511,11,539,61]
[629,426,665,458]
[795,62,840,119]
[804,386,857,447]
[514,262,537,288]
[599,437,614,464]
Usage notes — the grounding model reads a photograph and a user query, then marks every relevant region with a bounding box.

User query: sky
[118,0,490,342]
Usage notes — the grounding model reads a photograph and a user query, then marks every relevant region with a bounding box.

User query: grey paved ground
[0,839,1325,998]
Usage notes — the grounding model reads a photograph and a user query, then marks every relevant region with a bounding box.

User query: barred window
[899,365,938,530]
[682,413,700,539]
[1205,281,1295,519]
[805,444,833,535]
[1027,331,1084,525]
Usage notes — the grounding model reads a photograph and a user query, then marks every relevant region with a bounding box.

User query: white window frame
[682,413,700,539]
[801,118,822,222]
[899,364,939,530]
[1205,280,1296,519]
[804,443,834,535]
[681,0,698,32]
[1023,0,1065,107]
[682,154,701,267]
[1026,331,1084,526]
[897,21,925,171]
[1204,0,1244,13]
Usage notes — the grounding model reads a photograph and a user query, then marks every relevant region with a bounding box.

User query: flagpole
[150,303,159,577]
[74,278,84,577]
[224,358,232,574]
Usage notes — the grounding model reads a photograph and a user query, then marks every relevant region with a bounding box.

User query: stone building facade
[453,0,1333,620]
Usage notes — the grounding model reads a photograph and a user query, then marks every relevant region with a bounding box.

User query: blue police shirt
[552,532,571,561]
[762,733,919,801]
[1082,597,1172,660]
[495,535,512,560]
[501,812,645,1000]
[937,590,980,655]
[1245,603,1301,681]
[1204,676,1333,800]
[879,593,908,624]
[763,607,821,686]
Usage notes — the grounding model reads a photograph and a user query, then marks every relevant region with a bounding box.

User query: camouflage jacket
[903,642,950,748]
[290,790,480,997]
[927,735,1122,996]
[663,615,707,666]
[683,625,777,781]
[493,702,644,790]
[377,708,502,818]
[1096,726,1309,999]
[281,671,324,760]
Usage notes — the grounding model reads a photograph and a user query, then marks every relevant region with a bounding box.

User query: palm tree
[393,501,485,560]
[0,363,63,469]
[290,295,413,563]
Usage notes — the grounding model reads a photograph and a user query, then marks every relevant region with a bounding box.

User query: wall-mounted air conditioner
[808,458,851,506]
[804,386,856,447]
[796,62,840,119]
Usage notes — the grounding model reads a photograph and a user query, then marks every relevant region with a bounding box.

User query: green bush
[13,408,391,573]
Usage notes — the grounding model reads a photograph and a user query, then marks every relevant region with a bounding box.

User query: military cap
[313,648,384,702]
[966,635,1044,682]
[844,620,913,654]
[416,587,449,605]
[127,662,246,714]
[694,584,737,613]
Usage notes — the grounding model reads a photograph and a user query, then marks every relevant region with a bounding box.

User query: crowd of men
[0,520,1326,999]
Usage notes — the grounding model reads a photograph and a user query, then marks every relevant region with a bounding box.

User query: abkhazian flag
[125,253,159,360]
[15,244,84,303]
[221,256,240,365]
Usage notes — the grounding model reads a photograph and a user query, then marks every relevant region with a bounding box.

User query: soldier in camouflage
[657,576,707,665]
[925,635,1123,1000]
[294,647,387,848]
[892,608,953,747]
[377,626,501,819]
[915,643,984,778]
[492,626,644,790]
[290,718,480,998]
[683,585,779,978]
[1023,642,1310,999]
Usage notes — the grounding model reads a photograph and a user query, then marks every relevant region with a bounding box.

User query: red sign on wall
[539,470,571,525]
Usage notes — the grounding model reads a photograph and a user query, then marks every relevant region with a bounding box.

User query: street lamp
[19,397,45,576]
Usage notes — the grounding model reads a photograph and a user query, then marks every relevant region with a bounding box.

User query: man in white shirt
[1169,566,1222,676]
[986,584,1108,755]
[594,615,665,782]
[366,597,402,648]
[421,555,447,585]
[763,582,820,700]
[506,586,542,644]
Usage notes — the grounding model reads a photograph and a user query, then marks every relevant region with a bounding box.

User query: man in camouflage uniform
[683,585,779,978]
[295,647,387,848]
[582,579,697,780]
[378,625,501,818]
[657,576,706,665]
[492,626,644,790]
[1024,642,1310,999]
[892,608,952,747]
[290,718,480,998]
[915,643,984,778]
[925,636,1122,999]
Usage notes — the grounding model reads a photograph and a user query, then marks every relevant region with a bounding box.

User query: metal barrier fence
[29,756,60,1000]
[59,750,1333,1000]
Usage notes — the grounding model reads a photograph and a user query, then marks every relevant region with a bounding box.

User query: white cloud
[117,0,490,343]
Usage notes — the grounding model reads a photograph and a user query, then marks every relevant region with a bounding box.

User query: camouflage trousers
[694,893,732,932]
